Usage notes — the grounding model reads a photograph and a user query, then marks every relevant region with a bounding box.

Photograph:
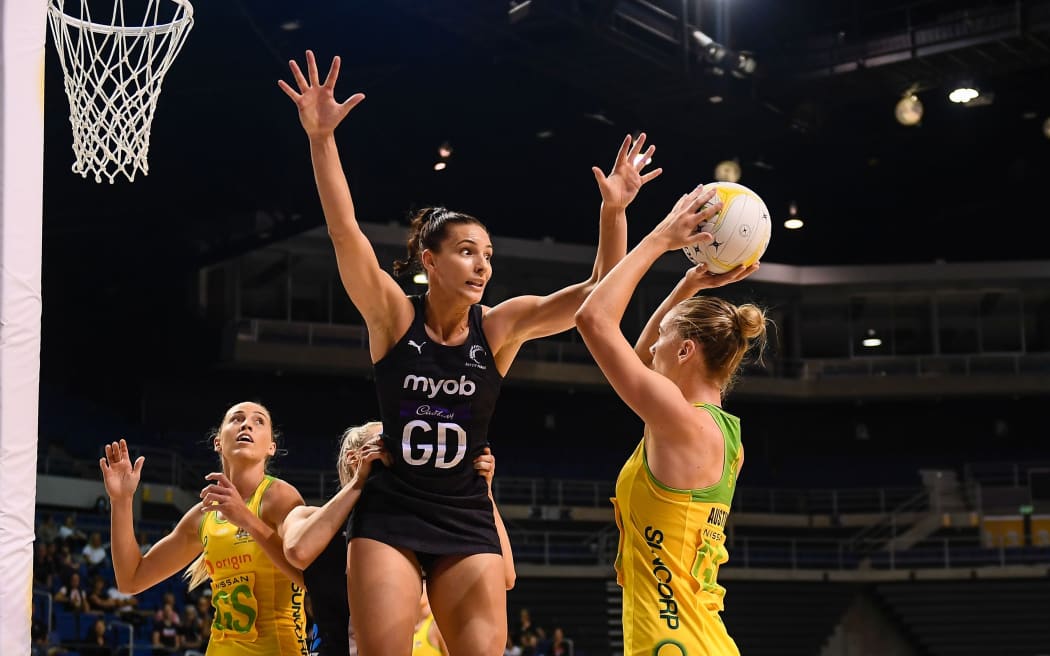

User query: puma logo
[408,340,426,355]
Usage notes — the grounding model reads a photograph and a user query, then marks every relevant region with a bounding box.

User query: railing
[732,486,922,515]
[845,489,931,553]
[32,589,52,640]
[963,460,1050,487]
[507,528,1050,570]
[234,318,1050,380]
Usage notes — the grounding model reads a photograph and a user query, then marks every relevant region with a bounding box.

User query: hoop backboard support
[0,0,47,653]
[47,0,195,183]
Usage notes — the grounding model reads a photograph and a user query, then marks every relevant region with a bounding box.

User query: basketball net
[47,0,194,183]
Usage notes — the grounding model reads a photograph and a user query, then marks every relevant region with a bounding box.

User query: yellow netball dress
[411,612,444,656]
[200,475,308,656]
[611,403,743,656]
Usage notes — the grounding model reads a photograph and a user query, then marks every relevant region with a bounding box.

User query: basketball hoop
[47,0,194,183]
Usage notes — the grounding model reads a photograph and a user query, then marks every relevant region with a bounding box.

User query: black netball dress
[349,294,503,561]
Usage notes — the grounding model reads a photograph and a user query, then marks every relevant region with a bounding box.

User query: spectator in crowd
[58,514,87,549]
[81,532,108,576]
[54,543,78,583]
[137,531,153,556]
[34,542,57,588]
[534,627,552,656]
[86,576,116,612]
[81,617,113,656]
[37,514,60,544]
[193,596,212,653]
[515,608,538,648]
[153,592,181,625]
[105,581,141,623]
[503,635,523,656]
[151,602,182,655]
[54,571,90,612]
[550,627,572,656]
[180,604,207,656]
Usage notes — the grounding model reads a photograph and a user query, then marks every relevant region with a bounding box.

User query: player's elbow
[504,570,516,591]
[283,542,312,571]
[575,305,603,336]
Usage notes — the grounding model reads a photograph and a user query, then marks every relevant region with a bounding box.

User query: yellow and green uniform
[611,404,743,656]
[411,613,443,656]
[200,475,308,656]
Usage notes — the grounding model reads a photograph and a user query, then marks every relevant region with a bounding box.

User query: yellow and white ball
[682,181,771,273]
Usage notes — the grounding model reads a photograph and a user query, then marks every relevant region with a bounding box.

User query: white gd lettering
[402,420,467,469]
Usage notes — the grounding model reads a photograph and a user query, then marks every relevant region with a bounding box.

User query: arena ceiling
[43,0,1050,276]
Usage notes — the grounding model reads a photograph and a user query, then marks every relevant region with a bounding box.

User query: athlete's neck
[223,463,267,500]
[423,292,470,345]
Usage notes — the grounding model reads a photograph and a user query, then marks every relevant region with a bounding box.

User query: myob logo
[403,374,476,399]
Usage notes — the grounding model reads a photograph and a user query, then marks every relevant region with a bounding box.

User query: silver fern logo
[467,345,487,369]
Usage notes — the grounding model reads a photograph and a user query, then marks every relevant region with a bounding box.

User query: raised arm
[281,439,387,569]
[101,440,203,594]
[482,134,661,371]
[200,474,306,588]
[576,187,722,428]
[279,50,412,358]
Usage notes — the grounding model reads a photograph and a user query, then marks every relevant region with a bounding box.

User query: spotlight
[413,272,428,285]
[783,201,803,229]
[862,328,882,348]
[1043,117,1050,140]
[433,162,447,171]
[895,94,923,126]
[948,85,980,104]
[713,159,741,183]
[691,29,757,76]
[438,141,453,158]
[508,0,531,23]
[732,51,757,78]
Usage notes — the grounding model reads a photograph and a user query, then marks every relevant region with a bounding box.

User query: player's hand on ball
[649,185,720,251]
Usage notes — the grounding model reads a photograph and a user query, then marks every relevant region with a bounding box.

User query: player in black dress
[280,424,514,656]
[279,50,658,655]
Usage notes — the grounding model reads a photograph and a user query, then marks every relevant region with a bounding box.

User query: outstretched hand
[593,133,663,211]
[99,439,145,502]
[647,185,721,252]
[278,50,365,138]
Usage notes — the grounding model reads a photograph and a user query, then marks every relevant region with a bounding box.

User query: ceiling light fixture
[1043,117,1050,140]
[438,141,453,159]
[713,159,741,183]
[895,93,923,126]
[433,162,447,171]
[784,201,803,229]
[691,30,757,78]
[948,85,980,104]
[862,328,882,348]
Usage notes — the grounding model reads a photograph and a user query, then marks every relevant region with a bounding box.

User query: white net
[47,0,194,183]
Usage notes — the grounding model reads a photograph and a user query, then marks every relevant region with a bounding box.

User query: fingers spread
[288,60,309,93]
[306,50,320,86]
[277,79,301,102]
[323,55,341,88]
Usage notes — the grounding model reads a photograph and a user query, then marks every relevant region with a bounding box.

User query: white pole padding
[0,0,47,653]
